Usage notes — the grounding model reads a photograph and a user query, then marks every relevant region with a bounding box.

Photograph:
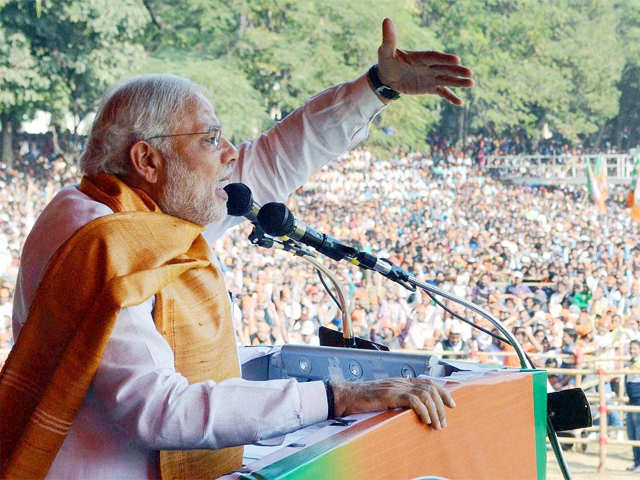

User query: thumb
[380,18,396,59]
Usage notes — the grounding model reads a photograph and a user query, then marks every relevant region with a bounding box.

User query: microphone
[224,183,260,224]
[224,184,316,257]
[257,202,412,285]
[257,202,357,261]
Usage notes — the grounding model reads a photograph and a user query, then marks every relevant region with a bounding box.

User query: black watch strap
[324,379,335,418]
[368,64,400,100]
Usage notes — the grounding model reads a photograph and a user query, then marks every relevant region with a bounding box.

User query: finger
[419,391,441,430]
[435,384,456,409]
[403,50,460,65]
[429,64,473,77]
[436,86,462,105]
[408,394,432,426]
[427,387,448,428]
[435,75,474,88]
[380,17,397,59]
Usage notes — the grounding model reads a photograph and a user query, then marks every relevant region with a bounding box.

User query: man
[505,270,532,297]
[433,322,470,359]
[406,299,443,350]
[626,340,640,472]
[2,18,471,479]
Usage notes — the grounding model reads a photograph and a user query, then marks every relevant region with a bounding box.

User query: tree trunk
[0,113,13,168]
[50,123,63,155]
[614,111,624,150]
[593,125,606,149]
[457,107,465,148]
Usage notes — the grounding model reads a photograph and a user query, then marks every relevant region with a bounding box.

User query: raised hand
[377,18,473,105]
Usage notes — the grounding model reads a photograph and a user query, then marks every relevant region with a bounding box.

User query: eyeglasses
[143,125,222,148]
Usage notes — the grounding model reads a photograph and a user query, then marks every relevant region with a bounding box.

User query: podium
[232,346,547,480]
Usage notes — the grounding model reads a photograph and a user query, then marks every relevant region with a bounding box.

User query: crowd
[1,141,639,373]
[0,138,80,349]
[2,137,640,461]
[210,146,640,461]
[428,132,631,166]
[209,149,639,368]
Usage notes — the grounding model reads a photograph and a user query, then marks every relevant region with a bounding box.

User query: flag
[629,156,640,225]
[595,155,608,202]
[586,158,605,213]
[627,156,640,207]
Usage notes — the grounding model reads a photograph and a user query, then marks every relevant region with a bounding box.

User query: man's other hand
[331,377,455,430]
[377,18,473,105]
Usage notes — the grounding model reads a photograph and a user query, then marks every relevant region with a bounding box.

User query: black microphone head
[257,202,295,236]
[224,183,252,216]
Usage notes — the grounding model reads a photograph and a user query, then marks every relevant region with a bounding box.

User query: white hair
[80,73,209,176]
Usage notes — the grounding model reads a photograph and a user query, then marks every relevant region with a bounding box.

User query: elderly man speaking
[1,18,471,479]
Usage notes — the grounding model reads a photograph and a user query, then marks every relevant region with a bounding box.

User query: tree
[138,0,449,152]
[420,0,623,147]
[611,0,640,149]
[0,25,49,166]
[0,0,149,159]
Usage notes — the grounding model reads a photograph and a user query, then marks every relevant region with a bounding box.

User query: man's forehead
[179,98,220,131]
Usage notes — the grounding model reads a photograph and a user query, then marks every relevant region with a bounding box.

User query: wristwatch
[368,64,400,100]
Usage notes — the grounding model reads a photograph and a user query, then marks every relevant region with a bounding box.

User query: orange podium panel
[238,370,547,480]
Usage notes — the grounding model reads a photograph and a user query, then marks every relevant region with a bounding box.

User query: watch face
[377,86,401,100]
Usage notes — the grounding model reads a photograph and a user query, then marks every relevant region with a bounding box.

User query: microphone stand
[297,255,357,348]
[371,265,572,480]
[243,223,571,478]
[244,225,356,347]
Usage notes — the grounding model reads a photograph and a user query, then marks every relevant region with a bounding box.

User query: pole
[598,369,608,473]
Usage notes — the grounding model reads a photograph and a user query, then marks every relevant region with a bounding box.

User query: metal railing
[413,349,638,474]
[484,153,638,184]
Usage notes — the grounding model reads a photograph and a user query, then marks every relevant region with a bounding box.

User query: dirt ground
[546,443,637,479]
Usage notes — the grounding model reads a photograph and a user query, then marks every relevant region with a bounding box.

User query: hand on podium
[331,377,455,430]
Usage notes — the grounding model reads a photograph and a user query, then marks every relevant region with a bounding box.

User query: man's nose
[220,137,238,165]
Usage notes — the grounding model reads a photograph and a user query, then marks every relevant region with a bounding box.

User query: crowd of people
[1,142,639,363]
[428,132,631,166]
[208,148,639,369]
[2,138,640,459]
[1,141,639,367]
[210,146,640,462]
[0,140,79,350]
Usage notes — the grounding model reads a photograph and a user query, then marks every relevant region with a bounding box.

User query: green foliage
[0,28,50,115]
[420,0,623,144]
[0,0,149,129]
[137,0,441,151]
[1,0,639,153]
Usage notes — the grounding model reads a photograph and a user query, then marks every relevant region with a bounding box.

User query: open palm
[377,18,473,105]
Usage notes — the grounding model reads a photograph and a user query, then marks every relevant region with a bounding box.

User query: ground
[547,443,637,479]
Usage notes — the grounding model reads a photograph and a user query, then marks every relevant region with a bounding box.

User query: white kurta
[12,74,384,479]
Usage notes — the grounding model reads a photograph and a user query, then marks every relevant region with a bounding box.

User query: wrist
[367,64,400,103]
[330,380,351,417]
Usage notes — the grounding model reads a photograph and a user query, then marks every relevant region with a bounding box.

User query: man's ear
[129,140,163,184]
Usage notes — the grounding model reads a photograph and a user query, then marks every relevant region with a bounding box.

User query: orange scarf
[0,174,242,479]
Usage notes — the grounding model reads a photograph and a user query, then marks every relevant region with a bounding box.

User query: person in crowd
[505,270,532,297]
[552,328,582,389]
[433,322,469,359]
[625,340,640,472]
[546,358,563,390]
